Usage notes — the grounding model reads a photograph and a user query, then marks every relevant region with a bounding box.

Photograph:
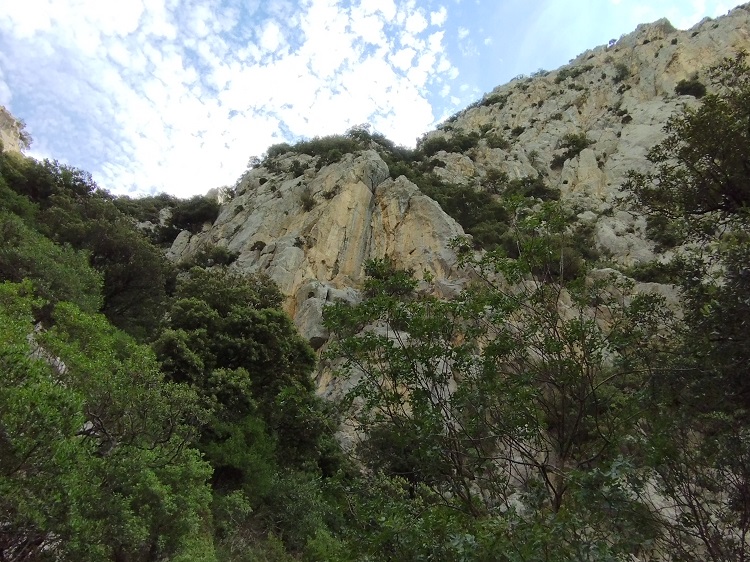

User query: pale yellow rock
[0,106,27,153]
[172,150,466,332]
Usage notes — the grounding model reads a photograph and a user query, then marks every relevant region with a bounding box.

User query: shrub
[485,133,510,150]
[168,195,220,234]
[550,133,593,169]
[187,244,240,268]
[420,181,510,250]
[645,214,682,250]
[675,78,707,98]
[482,168,509,193]
[320,148,344,167]
[419,132,480,157]
[419,136,452,156]
[295,135,360,159]
[113,193,177,223]
[613,63,630,83]
[289,159,307,177]
[480,92,509,108]
[300,186,315,211]
[266,143,293,159]
[624,260,677,283]
[554,65,593,84]
[505,176,560,201]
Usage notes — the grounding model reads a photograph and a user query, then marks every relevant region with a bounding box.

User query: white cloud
[405,11,428,34]
[259,20,286,53]
[391,47,417,71]
[0,0,457,196]
[431,7,448,26]
[457,26,469,39]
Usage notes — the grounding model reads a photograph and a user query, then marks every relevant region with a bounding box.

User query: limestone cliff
[0,106,29,153]
[169,4,750,353]
[168,149,466,346]
[422,5,750,264]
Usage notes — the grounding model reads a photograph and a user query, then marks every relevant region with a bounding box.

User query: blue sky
[0,0,736,197]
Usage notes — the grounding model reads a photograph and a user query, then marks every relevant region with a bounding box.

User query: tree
[627,52,750,228]
[154,267,338,555]
[0,151,175,339]
[0,282,215,561]
[628,51,750,561]
[39,192,175,339]
[324,202,672,559]
[0,209,103,314]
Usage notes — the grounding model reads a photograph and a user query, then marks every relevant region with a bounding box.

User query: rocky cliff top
[0,105,30,153]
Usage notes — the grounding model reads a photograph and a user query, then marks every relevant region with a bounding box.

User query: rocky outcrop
[422,5,750,264]
[0,105,28,153]
[169,149,467,347]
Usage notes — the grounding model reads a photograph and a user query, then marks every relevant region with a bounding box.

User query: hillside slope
[168,5,750,357]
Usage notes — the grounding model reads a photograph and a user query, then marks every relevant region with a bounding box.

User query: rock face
[0,106,28,153]
[420,5,750,263]
[170,5,750,357]
[169,149,466,347]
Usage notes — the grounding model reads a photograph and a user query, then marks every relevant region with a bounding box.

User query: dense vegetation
[0,150,336,560]
[1,52,750,561]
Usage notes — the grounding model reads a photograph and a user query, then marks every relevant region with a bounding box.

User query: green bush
[505,176,560,201]
[485,132,510,150]
[551,133,593,169]
[300,186,315,211]
[0,210,103,313]
[266,143,293,159]
[613,63,630,83]
[421,181,510,250]
[289,159,307,177]
[419,132,480,157]
[675,78,707,98]
[480,92,509,108]
[419,136,453,156]
[624,260,677,283]
[554,65,593,84]
[645,214,682,250]
[318,148,344,168]
[1,154,99,204]
[294,135,361,159]
[187,244,240,268]
[114,193,177,223]
[167,195,220,234]
[481,168,509,193]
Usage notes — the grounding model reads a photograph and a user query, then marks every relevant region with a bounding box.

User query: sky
[0,0,737,197]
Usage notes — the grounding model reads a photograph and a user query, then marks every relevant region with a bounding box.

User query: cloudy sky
[0,0,736,197]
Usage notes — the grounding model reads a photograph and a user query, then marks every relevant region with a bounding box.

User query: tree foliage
[324,202,673,559]
[629,51,750,561]
[627,52,750,227]
[0,282,215,561]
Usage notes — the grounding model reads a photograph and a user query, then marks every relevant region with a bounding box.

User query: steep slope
[170,5,750,350]
[169,148,467,347]
[423,6,750,263]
